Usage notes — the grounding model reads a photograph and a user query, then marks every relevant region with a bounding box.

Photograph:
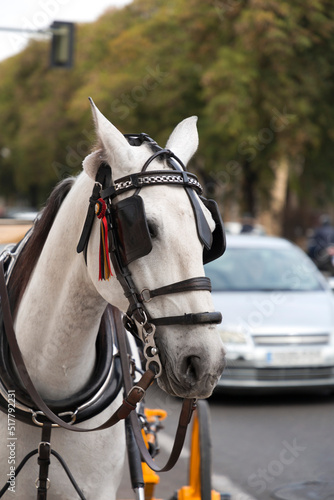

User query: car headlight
[219,330,248,344]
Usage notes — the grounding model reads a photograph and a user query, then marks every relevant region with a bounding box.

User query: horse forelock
[8,177,75,314]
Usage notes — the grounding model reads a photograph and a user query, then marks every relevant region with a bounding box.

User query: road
[117,385,334,500]
[209,390,334,500]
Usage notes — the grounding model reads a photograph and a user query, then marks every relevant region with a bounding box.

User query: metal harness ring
[32,409,78,428]
[35,478,50,490]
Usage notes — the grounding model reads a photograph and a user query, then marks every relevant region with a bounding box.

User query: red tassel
[95,199,113,281]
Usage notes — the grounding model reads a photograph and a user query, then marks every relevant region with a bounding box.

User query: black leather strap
[37,423,52,500]
[185,183,213,250]
[76,184,101,254]
[140,277,212,302]
[77,163,111,255]
[167,156,212,251]
[151,311,222,326]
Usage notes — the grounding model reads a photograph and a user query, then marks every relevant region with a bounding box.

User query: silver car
[205,234,334,392]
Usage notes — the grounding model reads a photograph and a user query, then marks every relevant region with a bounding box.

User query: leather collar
[0,300,123,426]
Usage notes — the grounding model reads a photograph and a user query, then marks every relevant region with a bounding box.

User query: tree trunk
[260,157,289,235]
[241,160,258,216]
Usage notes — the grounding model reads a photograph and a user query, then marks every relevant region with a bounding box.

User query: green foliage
[0,0,333,213]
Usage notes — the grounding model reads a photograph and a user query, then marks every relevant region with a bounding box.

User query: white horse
[0,100,225,499]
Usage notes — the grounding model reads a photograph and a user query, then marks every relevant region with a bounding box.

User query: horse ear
[165,116,199,167]
[82,150,104,180]
[82,98,134,180]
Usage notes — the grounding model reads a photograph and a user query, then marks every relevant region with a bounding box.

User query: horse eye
[148,222,158,238]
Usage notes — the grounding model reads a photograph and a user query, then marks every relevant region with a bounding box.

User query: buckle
[127,385,146,404]
[38,441,51,456]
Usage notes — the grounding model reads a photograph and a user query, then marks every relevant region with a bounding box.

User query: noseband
[78,133,225,377]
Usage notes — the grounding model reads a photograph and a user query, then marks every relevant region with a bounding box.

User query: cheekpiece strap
[77,163,111,255]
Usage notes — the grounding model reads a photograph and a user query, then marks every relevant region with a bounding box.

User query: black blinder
[114,195,153,266]
[201,197,226,264]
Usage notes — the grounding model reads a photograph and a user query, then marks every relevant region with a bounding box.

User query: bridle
[77,132,226,376]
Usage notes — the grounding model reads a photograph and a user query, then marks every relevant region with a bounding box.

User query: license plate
[266,350,323,366]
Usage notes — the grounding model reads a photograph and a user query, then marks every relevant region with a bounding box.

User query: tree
[0,0,334,238]
[201,0,334,233]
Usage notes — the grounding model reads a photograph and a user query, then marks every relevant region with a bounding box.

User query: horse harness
[0,263,195,499]
[0,133,226,498]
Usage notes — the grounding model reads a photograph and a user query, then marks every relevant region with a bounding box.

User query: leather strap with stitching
[140,277,212,302]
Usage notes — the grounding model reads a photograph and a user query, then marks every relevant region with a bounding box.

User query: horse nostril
[184,355,201,385]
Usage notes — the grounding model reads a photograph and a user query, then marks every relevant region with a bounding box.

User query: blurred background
[2,4,334,499]
[1,0,334,247]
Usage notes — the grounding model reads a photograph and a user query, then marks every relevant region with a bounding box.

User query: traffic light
[50,21,75,68]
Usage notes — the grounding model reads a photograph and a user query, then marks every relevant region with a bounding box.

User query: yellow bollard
[142,461,161,500]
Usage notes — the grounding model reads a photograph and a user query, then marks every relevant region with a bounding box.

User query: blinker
[114,195,153,266]
[201,198,226,264]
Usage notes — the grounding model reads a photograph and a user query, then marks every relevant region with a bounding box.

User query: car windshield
[205,245,323,292]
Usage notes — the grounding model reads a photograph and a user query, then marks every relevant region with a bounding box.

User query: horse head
[82,100,226,399]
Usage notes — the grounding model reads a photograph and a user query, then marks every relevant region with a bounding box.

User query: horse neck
[14,174,114,400]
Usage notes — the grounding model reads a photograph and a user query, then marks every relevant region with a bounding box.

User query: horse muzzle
[157,343,226,399]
